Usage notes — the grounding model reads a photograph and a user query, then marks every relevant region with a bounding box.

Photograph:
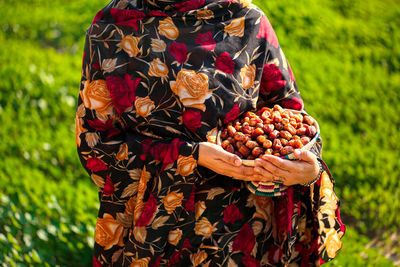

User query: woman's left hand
[253,149,320,186]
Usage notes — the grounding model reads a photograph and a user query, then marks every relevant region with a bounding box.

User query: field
[0,0,399,266]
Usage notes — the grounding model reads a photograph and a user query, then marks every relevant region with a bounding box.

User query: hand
[198,142,260,181]
[253,149,320,186]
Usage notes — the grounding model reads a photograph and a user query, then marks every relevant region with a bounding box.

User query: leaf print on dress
[170,69,212,111]
[224,17,245,37]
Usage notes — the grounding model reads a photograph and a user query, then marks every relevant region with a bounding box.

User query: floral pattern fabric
[75,0,345,266]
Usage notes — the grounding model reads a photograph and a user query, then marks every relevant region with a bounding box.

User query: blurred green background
[0,0,399,266]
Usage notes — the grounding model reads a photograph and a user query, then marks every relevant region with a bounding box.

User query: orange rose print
[134,96,155,118]
[117,35,142,57]
[176,155,197,176]
[224,17,245,37]
[320,172,338,202]
[130,257,150,267]
[195,217,216,238]
[323,228,343,258]
[158,17,179,40]
[95,213,125,250]
[190,250,208,266]
[164,191,184,214]
[170,69,212,112]
[80,79,114,115]
[151,38,166,52]
[116,143,129,161]
[240,64,256,89]
[75,116,87,147]
[148,58,169,78]
[168,228,183,246]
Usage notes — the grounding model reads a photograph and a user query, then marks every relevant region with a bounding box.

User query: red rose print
[256,16,279,48]
[136,194,157,226]
[140,139,153,161]
[93,256,103,267]
[232,223,255,255]
[86,157,108,172]
[267,244,282,265]
[195,31,216,51]
[92,10,103,25]
[93,61,101,70]
[169,42,188,64]
[281,97,303,111]
[110,8,146,31]
[182,110,202,132]
[87,119,121,138]
[87,119,113,131]
[150,256,162,267]
[260,64,286,94]
[215,52,235,74]
[168,238,192,265]
[242,255,260,267]
[184,185,195,212]
[149,11,168,17]
[168,251,182,266]
[106,74,142,115]
[150,139,183,171]
[106,128,121,138]
[224,104,240,124]
[174,0,205,12]
[182,238,192,249]
[288,62,295,83]
[223,204,243,224]
[103,175,115,196]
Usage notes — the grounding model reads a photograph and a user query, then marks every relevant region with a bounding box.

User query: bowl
[216,109,320,197]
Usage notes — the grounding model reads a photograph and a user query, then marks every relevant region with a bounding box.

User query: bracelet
[301,159,323,186]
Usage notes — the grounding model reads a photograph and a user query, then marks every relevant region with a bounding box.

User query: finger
[254,158,291,177]
[258,154,296,171]
[253,165,287,183]
[217,148,242,166]
[293,149,316,163]
[237,165,257,179]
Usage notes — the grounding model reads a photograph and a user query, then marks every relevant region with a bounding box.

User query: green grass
[0,0,399,265]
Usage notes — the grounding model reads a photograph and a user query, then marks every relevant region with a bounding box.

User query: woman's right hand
[198,142,260,181]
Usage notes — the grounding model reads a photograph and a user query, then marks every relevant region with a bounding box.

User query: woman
[75,0,345,265]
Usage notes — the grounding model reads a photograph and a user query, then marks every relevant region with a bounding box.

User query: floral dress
[75,0,345,266]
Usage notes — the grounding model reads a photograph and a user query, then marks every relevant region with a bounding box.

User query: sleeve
[255,14,324,165]
[256,14,345,263]
[76,29,200,264]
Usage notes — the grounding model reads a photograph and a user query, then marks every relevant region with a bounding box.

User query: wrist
[301,159,323,186]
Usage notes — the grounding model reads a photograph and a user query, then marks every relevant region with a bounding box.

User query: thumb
[219,149,242,166]
[294,149,315,162]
